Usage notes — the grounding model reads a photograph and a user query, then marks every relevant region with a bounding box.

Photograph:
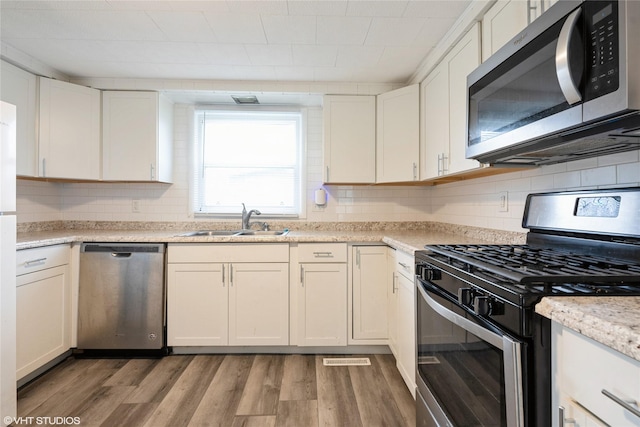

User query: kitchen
[1,0,640,426]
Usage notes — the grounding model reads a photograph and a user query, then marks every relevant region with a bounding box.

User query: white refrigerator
[0,101,17,426]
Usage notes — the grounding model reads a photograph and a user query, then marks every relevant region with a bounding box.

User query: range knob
[458,288,474,306]
[419,265,442,281]
[473,296,491,316]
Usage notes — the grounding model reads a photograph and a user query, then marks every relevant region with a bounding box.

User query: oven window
[418,288,507,426]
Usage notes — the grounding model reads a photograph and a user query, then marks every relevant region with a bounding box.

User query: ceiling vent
[231,95,259,105]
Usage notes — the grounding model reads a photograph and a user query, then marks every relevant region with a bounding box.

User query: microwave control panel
[584,0,619,101]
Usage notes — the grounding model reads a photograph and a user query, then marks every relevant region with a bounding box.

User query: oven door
[416,278,525,427]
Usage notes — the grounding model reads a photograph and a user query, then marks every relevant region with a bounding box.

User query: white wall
[16,104,640,232]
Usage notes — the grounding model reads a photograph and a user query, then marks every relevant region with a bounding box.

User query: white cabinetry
[0,61,37,177]
[167,244,289,347]
[323,95,376,184]
[376,84,419,183]
[38,77,101,180]
[351,246,388,342]
[102,91,173,182]
[16,245,71,381]
[422,22,481,180]
[296,243,347,346]
[482,0,558,62]
[390,249,416,397]
[553,322,640,427]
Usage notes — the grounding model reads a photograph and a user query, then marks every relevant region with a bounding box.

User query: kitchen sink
[236,229,289,236]
[176,229,289,237]
[177,230,242,237]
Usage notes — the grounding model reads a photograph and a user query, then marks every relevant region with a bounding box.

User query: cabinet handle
[222,264,225,285]
[25,257,47,267]
[356,248,361,268]
[300,265,304,286]
[398,262,409,269]
[558,406,576,426]
[150,163,155,180]
[313,251,333,258]
[230,264,233,286]
[412,162,417,180]
[602,389,640,418]
[42,158,46,178]
[326,166,330,182]
[392,273,397,294]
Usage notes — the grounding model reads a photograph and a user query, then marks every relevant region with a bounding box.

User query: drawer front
[168,243,289,263]
[298,243,347,263]
[16,244,70,276]
[562,327,640,427]
[395,249,414,280]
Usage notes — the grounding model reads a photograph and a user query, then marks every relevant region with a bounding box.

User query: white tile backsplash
[16,103,640,233]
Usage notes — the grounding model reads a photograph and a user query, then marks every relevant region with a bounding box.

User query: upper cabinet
[102,91,173,183]
[422,23,481,180]
[1,61,38,177]
[376,84,419,183]
[38,77,101,180]
[323,95,376,184]
[482,0,558,61]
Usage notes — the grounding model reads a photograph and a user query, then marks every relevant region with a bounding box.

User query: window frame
[191,105,307,219]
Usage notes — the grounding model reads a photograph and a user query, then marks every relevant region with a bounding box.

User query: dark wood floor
[17,354,416,427]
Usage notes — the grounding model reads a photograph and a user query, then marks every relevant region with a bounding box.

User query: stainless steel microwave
[466,0,640,165]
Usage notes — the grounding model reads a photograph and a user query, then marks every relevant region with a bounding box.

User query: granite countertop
[536,297,640,362]
[16,221,526,253]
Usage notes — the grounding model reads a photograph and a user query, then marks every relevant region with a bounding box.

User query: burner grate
[428,244,640,284]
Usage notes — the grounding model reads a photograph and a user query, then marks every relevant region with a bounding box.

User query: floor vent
[323,357,371,367]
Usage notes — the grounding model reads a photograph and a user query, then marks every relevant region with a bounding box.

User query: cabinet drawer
[562,327,640,426]
[395,249,414,280]
[16,244,70,276]
[298,243,347,263]
[168,243,289,263]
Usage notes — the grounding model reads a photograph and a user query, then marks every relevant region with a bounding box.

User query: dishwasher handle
[111,252,132,258]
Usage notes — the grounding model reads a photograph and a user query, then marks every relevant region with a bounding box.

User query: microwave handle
[556,7,582,105]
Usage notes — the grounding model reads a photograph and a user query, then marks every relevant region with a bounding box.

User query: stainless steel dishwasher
[78,243,166,355]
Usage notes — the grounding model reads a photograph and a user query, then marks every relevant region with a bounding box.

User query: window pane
[194,109,302,215]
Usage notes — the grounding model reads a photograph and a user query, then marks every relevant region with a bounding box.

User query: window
[193,109,304,216]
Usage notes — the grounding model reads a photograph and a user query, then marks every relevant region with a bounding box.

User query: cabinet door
[38,78,101,180]
[298,263,347,346]
[481,0,529,62]
[323,95,376,184]
[167,263,228,346]
[1,61,37,177]
[229,263,289,346]
[103,91,173,182]
[422,62,449,179]
[352,246,388,340]
[16,265,70,380]
[376,84,419,183]
[397,272,416,396]
[447,22,481,175]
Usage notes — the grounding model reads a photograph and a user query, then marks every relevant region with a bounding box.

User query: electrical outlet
[498,191,508,212]
[132,199,141,213]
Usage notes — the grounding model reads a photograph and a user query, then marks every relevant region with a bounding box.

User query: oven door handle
[418,283,525,427]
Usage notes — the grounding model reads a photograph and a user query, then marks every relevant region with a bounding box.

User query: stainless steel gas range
[415,187,640,427]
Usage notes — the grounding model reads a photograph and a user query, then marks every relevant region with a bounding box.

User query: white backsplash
[17,104,640,233]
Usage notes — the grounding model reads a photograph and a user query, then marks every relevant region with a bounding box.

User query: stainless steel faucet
[241,203,261,230]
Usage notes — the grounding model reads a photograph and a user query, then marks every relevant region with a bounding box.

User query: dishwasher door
[78,243,165,350]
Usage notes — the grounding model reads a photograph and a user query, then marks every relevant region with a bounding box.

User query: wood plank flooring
[17,354,415,427]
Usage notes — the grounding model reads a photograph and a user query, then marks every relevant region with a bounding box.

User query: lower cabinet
[167,244,289,347]
[296,243,348,346]
[553,321,640,427]
[352,245,389,342]
[391,248,417,397]
[16,245,71,381]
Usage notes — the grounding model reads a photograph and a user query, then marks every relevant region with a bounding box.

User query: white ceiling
[0,0,472,84]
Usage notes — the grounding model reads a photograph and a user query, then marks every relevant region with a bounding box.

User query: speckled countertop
[15,220,526,253]
[536,297,640,362]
